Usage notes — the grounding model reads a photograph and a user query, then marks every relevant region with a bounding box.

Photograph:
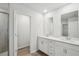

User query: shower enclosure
[0,12,9,56]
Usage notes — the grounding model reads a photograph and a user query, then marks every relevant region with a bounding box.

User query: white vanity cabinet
[38,37,49,54]
[38,36,79,56]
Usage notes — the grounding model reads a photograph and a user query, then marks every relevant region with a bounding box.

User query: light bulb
[43,9,47,13]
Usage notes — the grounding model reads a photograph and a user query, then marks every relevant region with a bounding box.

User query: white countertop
[38,36,79,46]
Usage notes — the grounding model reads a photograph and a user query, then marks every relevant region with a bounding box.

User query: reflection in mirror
[61,10,78,38]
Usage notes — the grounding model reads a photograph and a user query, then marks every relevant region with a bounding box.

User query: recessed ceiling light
[43,9,47,13]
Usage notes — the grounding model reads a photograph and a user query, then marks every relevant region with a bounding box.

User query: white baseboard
[30,49,37,53]
[18,45,29,49]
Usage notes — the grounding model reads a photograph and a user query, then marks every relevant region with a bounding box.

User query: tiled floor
[17,47,48,56]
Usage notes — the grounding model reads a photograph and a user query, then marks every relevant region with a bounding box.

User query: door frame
[13,11,31,56]
[0,12,9,56]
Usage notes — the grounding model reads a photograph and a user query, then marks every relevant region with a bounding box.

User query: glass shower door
[0,13,9,56]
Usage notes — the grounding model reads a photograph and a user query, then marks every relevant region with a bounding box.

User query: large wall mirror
[61,10,79,38]
[44,16,53,36]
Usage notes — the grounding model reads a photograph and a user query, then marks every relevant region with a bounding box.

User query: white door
[14,12,30,55]
[17,14,30,49]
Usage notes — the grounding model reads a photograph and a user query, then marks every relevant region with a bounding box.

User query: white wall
[9,3,43,55]
[44,3,79,37]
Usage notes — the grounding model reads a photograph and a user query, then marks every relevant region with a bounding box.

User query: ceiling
[22,3,69,13]
[0,3,69,13]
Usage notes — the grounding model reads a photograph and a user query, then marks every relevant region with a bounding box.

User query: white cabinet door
[48,40,55,56]
[38,37,48,54]
[55,46,66,56]
[55,41,79,56]
[43,39,49,54]
[55,42,67,56]
[67,48,79,56]
[38,37,44,51]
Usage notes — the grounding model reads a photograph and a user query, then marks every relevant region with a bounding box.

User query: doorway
[14,12,31,56]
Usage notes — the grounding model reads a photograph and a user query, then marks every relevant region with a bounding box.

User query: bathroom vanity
[38,36,79,56]
[38,10,79,56]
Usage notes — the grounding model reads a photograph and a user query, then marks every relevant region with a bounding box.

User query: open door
[14,11,31,56]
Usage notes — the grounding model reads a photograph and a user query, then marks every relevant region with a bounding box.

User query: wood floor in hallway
[17,47,48,56]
